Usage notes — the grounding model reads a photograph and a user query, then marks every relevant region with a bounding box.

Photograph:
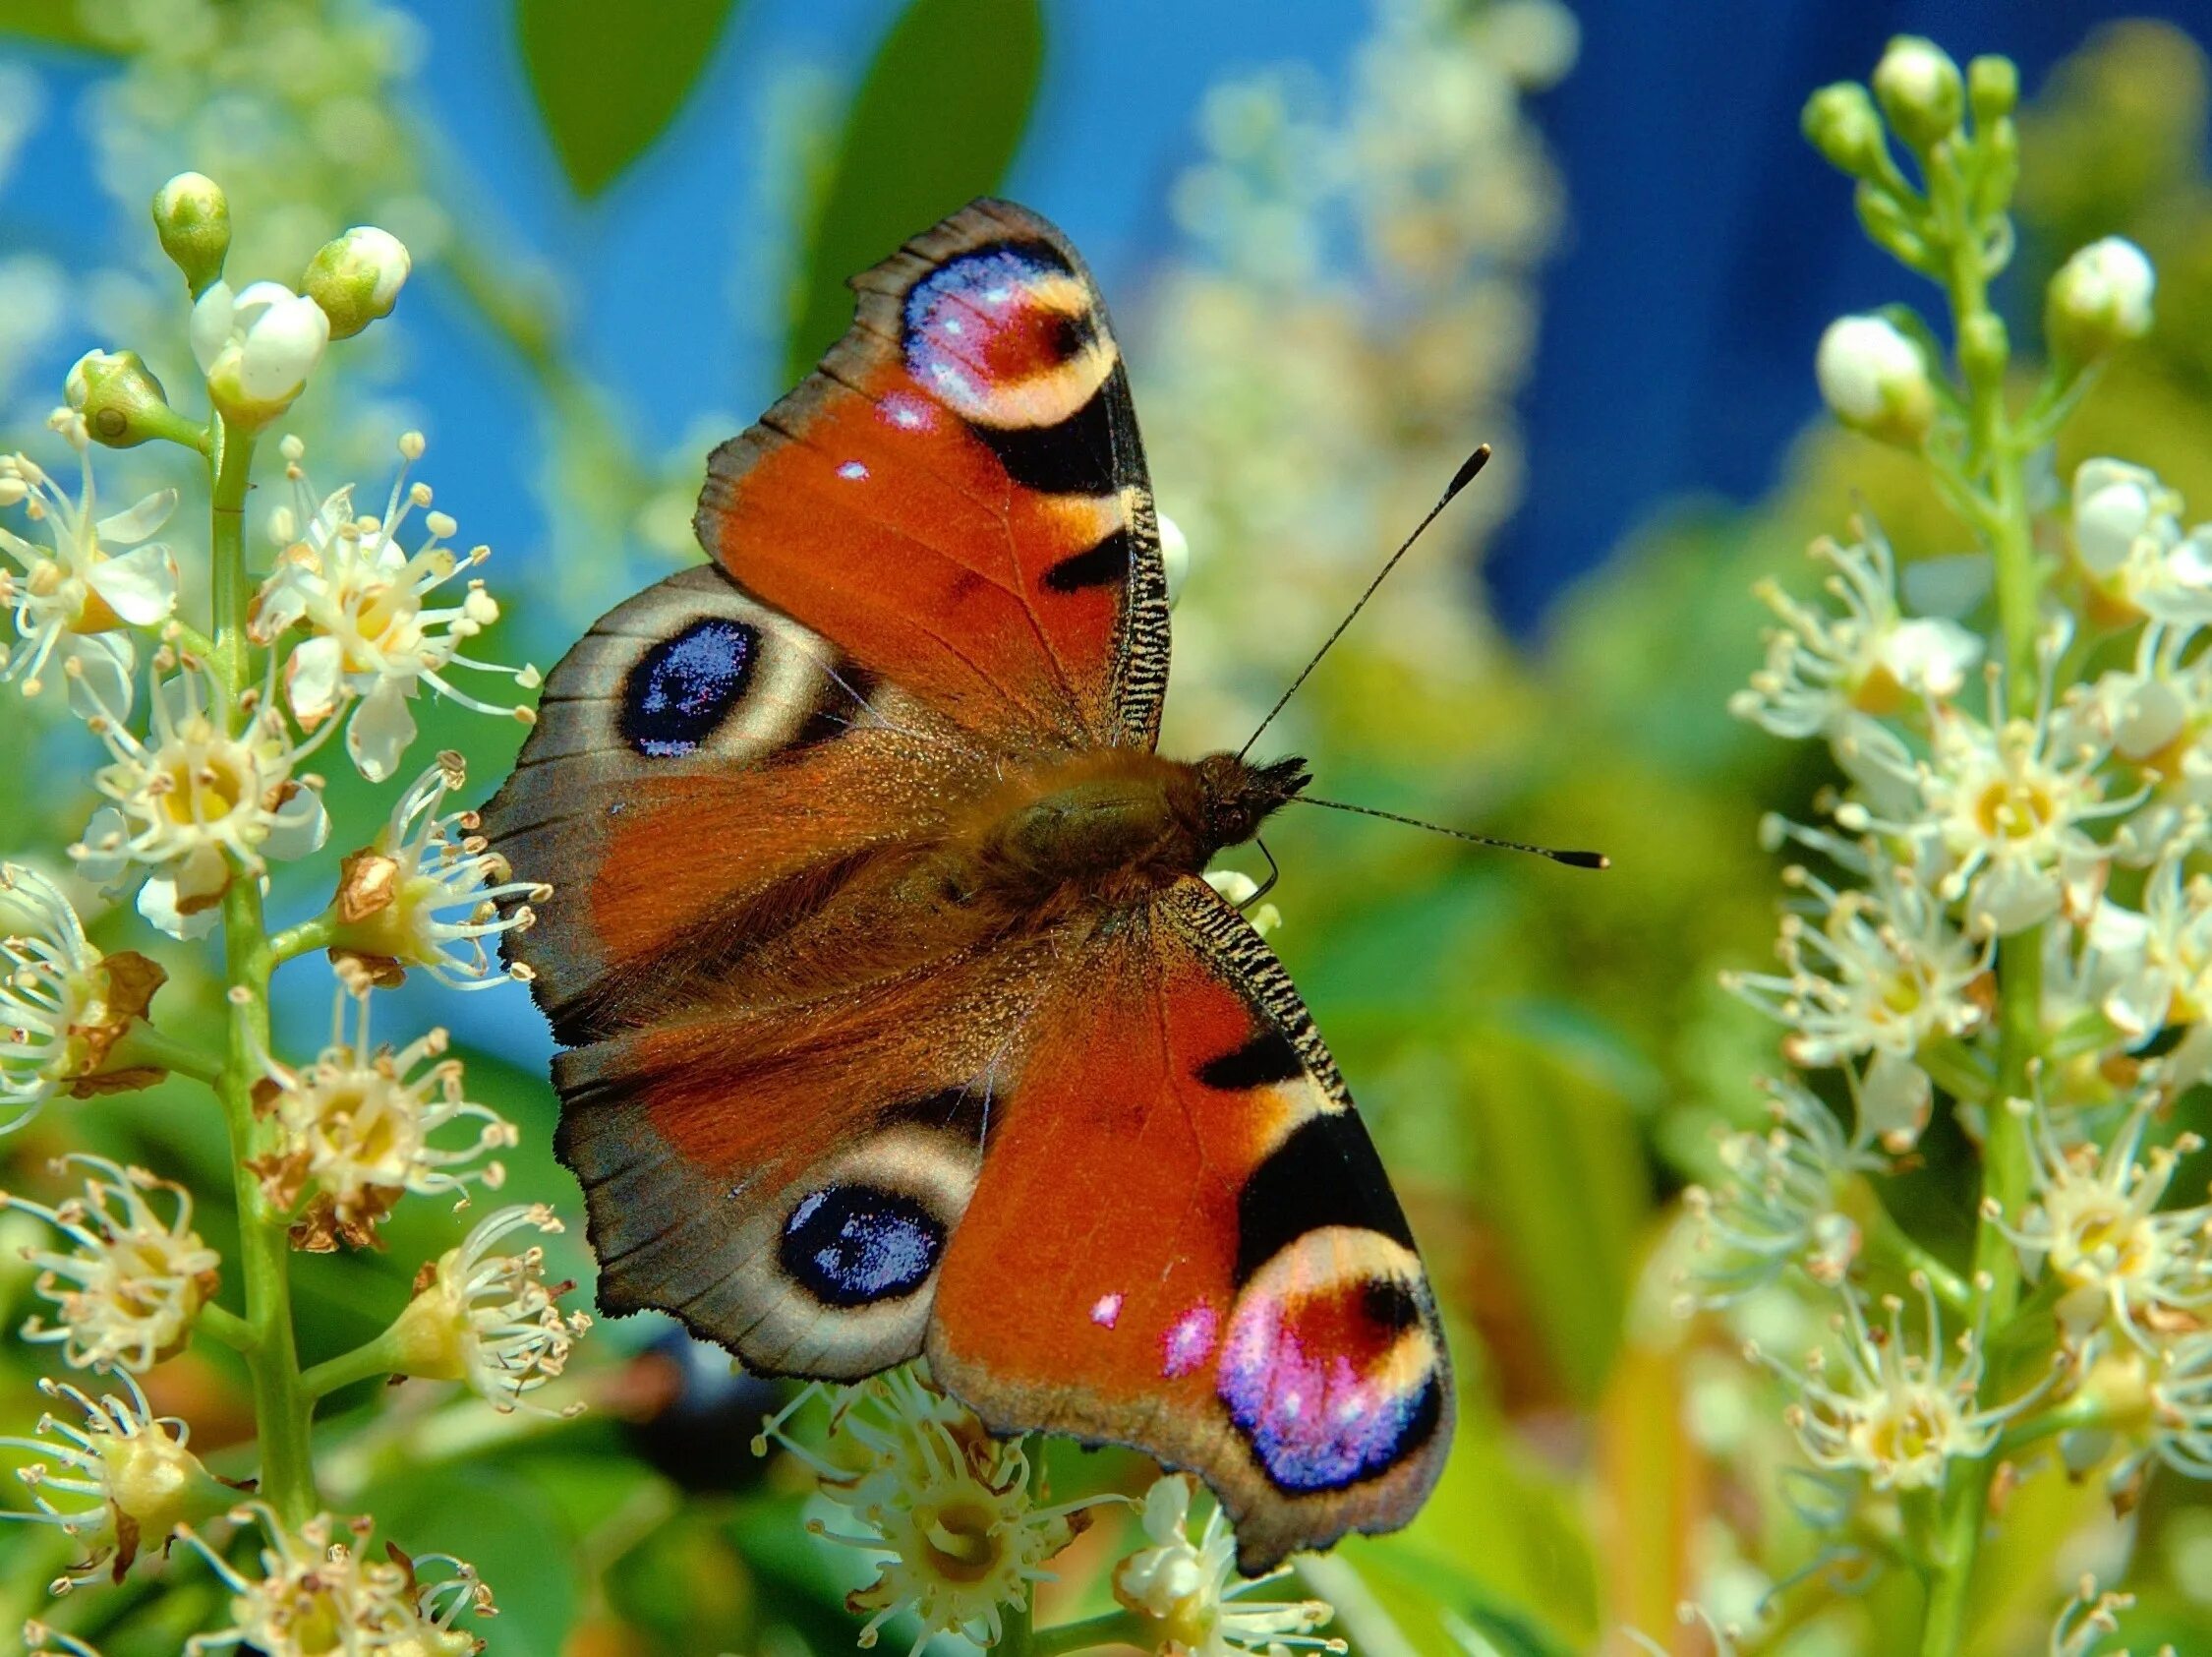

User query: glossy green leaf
[516,0,741,199]
[0,0,117,51]
[783,0,1045,383]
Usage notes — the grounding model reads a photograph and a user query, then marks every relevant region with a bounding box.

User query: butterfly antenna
[1289,795,1609,869]
[1238,444,1492,762]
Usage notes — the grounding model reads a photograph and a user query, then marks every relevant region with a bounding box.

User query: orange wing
[695,199,1171,750]
[926,880,1455,1572]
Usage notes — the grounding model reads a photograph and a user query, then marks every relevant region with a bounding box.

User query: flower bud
[1802,82,1886,177]
[1815,314,1936,444]
[63,349,201,450]
[1157,511,1189,607]
[149,172,230,297]
[1967,55,2018,124]
[1957,311,2008,386]
[189,279,329,431]
[1872,35,1965,151]
[302,225,412,340]
[2047,236,2156,362]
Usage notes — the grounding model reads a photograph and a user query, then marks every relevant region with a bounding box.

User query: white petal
[138,875,220,941]
[63,633,136,723]
[189,280,238,376]
[347,680,417,782]
[285,634,342,723]
[73,805,135,886]
[86,542,180,625]
[94,488,178,546]
[237,292,329,401]
[1860,1051,1934,1153]
[262,787,328,862]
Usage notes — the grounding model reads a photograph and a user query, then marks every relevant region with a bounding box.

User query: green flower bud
[1872,35,1964,152]
[1967,55,2018,124]
[2046,236,2155,363]
[302,225,412,340]
[148,172,230,298]
[1816,314,1937,445]
[63,349,202,450]
[1957,312,2008,389]
[1802,82,1886,177]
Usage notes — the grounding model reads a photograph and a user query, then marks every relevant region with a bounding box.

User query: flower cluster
[1696,32,2212,1650]
[0,173,564,1654]
[1113,1476,1340,1657]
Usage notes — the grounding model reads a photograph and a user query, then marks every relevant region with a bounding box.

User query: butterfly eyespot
[1217,1228,1444,1494]
[779,1184,946,1308]
[618,618,758,757]
[901,243,1116,433]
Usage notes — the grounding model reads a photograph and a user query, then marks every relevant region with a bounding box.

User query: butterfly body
[486,201,1453,1570]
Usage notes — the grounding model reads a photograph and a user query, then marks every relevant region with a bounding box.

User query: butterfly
[483,199,1455,1570]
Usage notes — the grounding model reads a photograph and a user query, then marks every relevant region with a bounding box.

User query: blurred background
[6,1,2212,1652]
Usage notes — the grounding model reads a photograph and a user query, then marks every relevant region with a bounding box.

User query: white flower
[1814,315,1937,443]
[1681,1077,1886,1305]
[1730,528,1979,772]
[2047,1577,2152,1657]
[1988,1095,2210,1347]
[2049,237,2156,358]
[1749,1274,2052,1492]
[249,985,517,1251]
[384,1205,589,1415]
[1113,1475,1339,1657]
[2068,460,2212,625]
[329,752,550,989]
[0,429,176,703]
[189,278,328,427]
[70,651,330,938]
[3,1154,220,1373]
[0,864,165,1129]
[1722,836,1987,1143]
[2083,853,2212,1048]
[255,433,539,781]
[178,1506,494,1657]
[1842,643,2126,935]
[755,1366,1100,1654]
[0,1372,237,1588]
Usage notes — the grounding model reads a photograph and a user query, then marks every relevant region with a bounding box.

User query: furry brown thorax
[945,749,1310,917]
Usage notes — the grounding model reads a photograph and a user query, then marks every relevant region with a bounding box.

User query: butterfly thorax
[947,748,1310,921]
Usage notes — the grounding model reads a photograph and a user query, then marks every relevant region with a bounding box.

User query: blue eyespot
[780,1185,944,1308]
[619,619,756,757]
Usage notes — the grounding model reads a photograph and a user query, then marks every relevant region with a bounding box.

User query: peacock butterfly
[483,200,1465,1569]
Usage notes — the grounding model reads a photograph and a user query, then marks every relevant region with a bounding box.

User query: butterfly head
[1191,752,1310,855]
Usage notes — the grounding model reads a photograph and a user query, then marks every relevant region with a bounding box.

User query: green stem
[301,1332,400,1400]
[1915,128,2045,1657]
[207,414,320,1529]
[196,1299,256,1353]
[267,912,338,965]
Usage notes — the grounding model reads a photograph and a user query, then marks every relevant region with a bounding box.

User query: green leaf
[0,0,118,51]
[783,0,1045,384]
[516,0,741,199]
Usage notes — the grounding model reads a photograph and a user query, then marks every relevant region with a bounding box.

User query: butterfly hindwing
[694,199,1170,749]
[554,936,1058,1379]
[926,879,1454,1571]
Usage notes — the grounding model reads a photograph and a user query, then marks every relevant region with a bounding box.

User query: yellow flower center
[919,1498,1004,1585]
[1972,776,2056,841]
[161,751,247,825]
